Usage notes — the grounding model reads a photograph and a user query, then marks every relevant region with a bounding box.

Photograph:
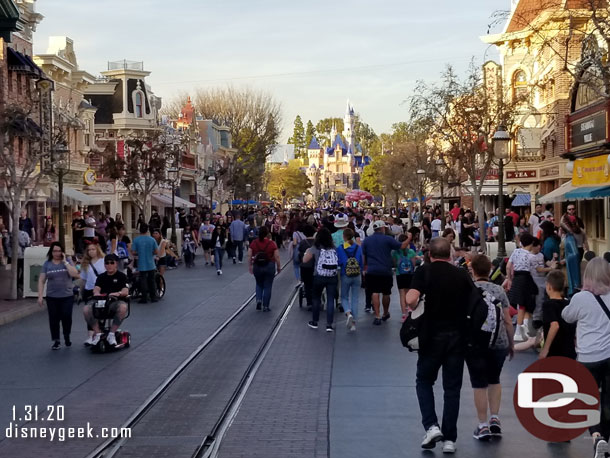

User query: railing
[514,154,543,163]
[107,60,144,71]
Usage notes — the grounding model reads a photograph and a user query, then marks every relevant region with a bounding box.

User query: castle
[305,100,371,200]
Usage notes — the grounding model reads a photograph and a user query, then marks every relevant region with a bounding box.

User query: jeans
[233,240,244,261]
[140,270,156,301]
[46,296,74,341]
[582,357,610,439]
[293,263,301,281]
[416,331,465,442]
[313,275,338,325]
[214,247,225,270]
[253,262,276,308]
[341,274,361,320]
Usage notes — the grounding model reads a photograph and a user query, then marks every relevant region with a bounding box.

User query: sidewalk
[0,297,41,326]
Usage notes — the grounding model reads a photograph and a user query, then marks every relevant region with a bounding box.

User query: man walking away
[229,214,246,263]
[406,238,474,453]
[131,223,159,304]
[362,220,409,325]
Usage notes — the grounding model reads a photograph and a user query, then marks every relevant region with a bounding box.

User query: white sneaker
[442,440,456,453]
[106,332,117,346]
[595,438,608,458]
[90,334,101,346]
[349,324,356,332]
[219,270,223,275]
[514,326,525,342]
[346,313,354,329]
[421,425,443,449]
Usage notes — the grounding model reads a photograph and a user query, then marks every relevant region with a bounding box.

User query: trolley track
[87,259,295,458]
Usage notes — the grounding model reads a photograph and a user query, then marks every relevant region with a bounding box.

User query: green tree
[288,115,305,159]
[305,120,316,149]
[265,159,312,199]
[359,160,384,199]
[353,116,379,156]
[316,117,344,147]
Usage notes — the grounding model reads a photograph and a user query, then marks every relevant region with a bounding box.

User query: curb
[0,302,44,326]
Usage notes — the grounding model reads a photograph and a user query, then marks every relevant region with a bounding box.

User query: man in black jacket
[406,238,474,454]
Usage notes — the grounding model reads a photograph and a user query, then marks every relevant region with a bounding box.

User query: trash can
[24,246,48,297]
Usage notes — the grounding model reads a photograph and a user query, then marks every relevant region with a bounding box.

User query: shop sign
[84,182,115,194]
[573,154,610,186]
[507,170,537,179]
[540,166,560,178]
[570,110,607,152]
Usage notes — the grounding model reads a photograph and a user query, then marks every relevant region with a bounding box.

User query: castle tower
[307,136,321,168]
[343,99,356,156]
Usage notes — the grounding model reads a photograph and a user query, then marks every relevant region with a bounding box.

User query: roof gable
[505,0,591,33]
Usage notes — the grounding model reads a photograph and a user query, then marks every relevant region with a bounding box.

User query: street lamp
[493,125,511,259]
[168,166,180,244]
[302,192,306,206]
[435,157,447,216]
[245,183,252,214]
[52,142,70,248]
[416,169,426,221]
[208,175,216,214]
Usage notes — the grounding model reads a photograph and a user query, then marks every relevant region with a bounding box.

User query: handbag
[399,267,430,351]
[400,297,425,351]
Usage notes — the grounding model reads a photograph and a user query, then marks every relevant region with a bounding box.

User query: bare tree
[102,132,174,221]
[192,86,282,196]
[410,63,522,251]
[160,91,190,120]
[0,106,44,299]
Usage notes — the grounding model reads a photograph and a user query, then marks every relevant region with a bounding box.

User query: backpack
[298,239,314,267]
[253,239,271,266]
[397,250,413,275]
[467,284,497,349]
[344,245,360,277]
[476,285,503,348]
[316,248,338,277]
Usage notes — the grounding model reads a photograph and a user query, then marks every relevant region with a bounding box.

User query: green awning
[564,185,610,200]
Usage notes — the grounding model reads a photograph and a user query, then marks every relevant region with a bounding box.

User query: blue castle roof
[308,137,320,149]
[326,134,347,155]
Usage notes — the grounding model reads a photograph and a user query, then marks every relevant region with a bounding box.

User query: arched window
[513,70,528,102]
[135,92,143,118]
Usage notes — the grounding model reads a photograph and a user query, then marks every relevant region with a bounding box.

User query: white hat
[372,220,386,230]
[334,213,349,228]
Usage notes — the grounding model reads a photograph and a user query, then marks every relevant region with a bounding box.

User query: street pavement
[0,255,597,458]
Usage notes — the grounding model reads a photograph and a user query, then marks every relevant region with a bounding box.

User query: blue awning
[565,185,610,200]
[511,194,531,206]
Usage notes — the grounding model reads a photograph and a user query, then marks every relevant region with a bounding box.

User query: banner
[573,154,610,186]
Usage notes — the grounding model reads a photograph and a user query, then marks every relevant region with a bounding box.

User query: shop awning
[50,186,103,206]
[539,181,577,204]
[564,185,610,200]
[152,193,195,209]
[511,194,531,207]
[461,183,529,196]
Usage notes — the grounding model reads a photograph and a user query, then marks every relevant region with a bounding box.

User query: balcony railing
[107,60,144,71]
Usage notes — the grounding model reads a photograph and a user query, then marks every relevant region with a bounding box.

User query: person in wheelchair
[83,254,129,347]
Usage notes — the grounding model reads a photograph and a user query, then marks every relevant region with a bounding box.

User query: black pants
[140,270,157,301]
[301,267,314,306]
[46,296,74,342]
[583,357,610,439]
[416,331,465,442]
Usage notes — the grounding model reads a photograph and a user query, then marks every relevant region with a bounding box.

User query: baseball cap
[372,220,387,230]
[104,253,119,263]
[334,213,349,228]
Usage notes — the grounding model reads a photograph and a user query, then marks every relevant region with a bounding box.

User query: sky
[33,0,510,142]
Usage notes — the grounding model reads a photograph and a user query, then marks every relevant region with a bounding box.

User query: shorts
[157,255,169,267]
[365,274,393,295]
[465,347,508,388]
[396,274,413,290]
[201,239,213,250]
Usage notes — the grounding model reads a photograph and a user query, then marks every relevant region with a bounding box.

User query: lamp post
[245,183,252,214]
[208,175,216,215]
[302,192,306,206]
[417,169,426,221]
[435,157,447,217]
[53,143,70,249]
[168,166,179,245]
[493,125,511,259]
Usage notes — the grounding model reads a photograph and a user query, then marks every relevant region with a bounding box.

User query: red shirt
[250,238,277,263]
[507,211,519,226]
[450,207,461,222]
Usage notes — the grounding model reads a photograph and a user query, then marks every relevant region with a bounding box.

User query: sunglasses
[104,261,116,265]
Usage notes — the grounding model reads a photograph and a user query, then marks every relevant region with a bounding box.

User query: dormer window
[135,92,143,118]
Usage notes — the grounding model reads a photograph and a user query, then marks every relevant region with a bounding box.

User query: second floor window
[513,70,528,103]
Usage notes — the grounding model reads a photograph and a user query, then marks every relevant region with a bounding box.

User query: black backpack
[466,282,492,349]
[253,239,271,266]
